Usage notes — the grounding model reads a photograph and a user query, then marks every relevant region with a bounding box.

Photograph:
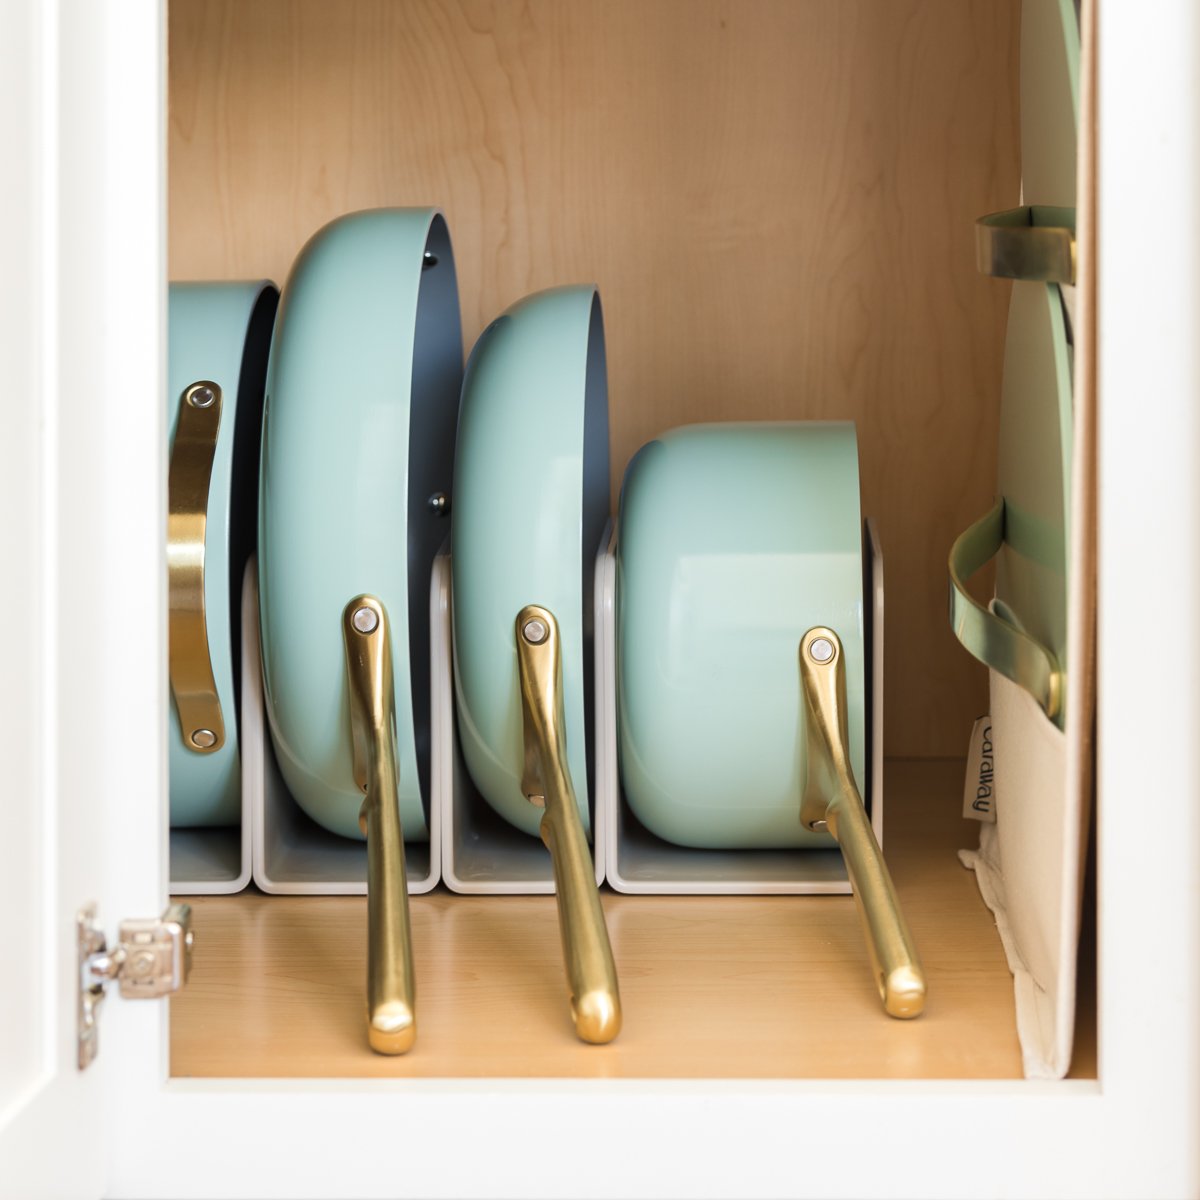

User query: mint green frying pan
[452,286,620,1044]
[258,209,463,1052]
[259,210,460,843]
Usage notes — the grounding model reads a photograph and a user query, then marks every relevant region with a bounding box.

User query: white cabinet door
[0,3,104,1192]
[0,3,166,1195]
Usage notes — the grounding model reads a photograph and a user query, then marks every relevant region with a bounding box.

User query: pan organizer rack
[245,553,442,895]
[215,517,885,899]
[434,540,604,894]
[168,777,252,893]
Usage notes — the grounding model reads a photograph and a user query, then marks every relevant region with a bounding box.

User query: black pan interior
[580,292,611,819]
[228,283,279,731]
[407,215,464,822]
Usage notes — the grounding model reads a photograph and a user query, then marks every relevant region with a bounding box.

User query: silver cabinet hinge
[77,902,193,1070]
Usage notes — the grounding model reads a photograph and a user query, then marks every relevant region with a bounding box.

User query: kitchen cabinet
[2,1,1197,1197]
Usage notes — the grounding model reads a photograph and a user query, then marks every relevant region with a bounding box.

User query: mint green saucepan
[618,422,925,1019]
[259,209,463,1053]
[168,281,277,829]
[452,286,621,1044]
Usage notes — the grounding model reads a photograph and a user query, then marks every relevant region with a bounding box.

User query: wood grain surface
[170,759,1095,1079]
[168,0,1020,757]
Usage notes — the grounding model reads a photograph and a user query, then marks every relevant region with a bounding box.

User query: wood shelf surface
[170,759,1096,1080]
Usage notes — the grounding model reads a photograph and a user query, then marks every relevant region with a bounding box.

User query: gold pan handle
[516,605,621,1045]
[799,627,926,1019]
[343,595,416,1054]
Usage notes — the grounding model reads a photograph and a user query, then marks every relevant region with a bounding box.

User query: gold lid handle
[799,627,926,1019]
[975,205,1077,284]
[167,381,226,753]
[343,595,416,1055]
[515,605,621,1045]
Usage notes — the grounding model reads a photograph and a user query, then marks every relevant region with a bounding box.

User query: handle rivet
[352,606,379,635]
[190,728,217,749]
[809,637,835,664]
[427,492,448,516]
[522,617,548,645]
[188,385,216,409]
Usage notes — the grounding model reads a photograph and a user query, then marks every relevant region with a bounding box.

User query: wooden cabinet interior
[163,0,1084,1081]
[168,0,1020,757]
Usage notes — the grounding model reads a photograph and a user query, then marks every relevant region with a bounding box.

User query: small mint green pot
[258,209,463,841]
[451,286,609,838]
[617,422,865,849]
[168,281,277,828]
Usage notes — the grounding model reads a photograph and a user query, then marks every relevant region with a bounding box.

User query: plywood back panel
[168,0,1020,757]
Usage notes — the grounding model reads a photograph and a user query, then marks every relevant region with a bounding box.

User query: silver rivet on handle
[352,607,380,635]
[809,637,835,664]
[522,618,549,645]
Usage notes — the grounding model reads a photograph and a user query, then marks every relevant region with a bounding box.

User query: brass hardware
[343,595,416,1055]
[516,605,621,1045]
[799,628,926,1020]
[168,380,226,754]
[77,903,193,1070]
[948,500,1064,720]
[975,205,1077,284]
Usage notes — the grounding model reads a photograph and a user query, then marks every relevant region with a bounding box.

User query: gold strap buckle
[975,205,1076,284]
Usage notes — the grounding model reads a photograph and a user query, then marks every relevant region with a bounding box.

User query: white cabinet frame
[5,2,1197,1196]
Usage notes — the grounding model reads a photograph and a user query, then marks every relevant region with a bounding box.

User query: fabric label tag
[963,716,997,822]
